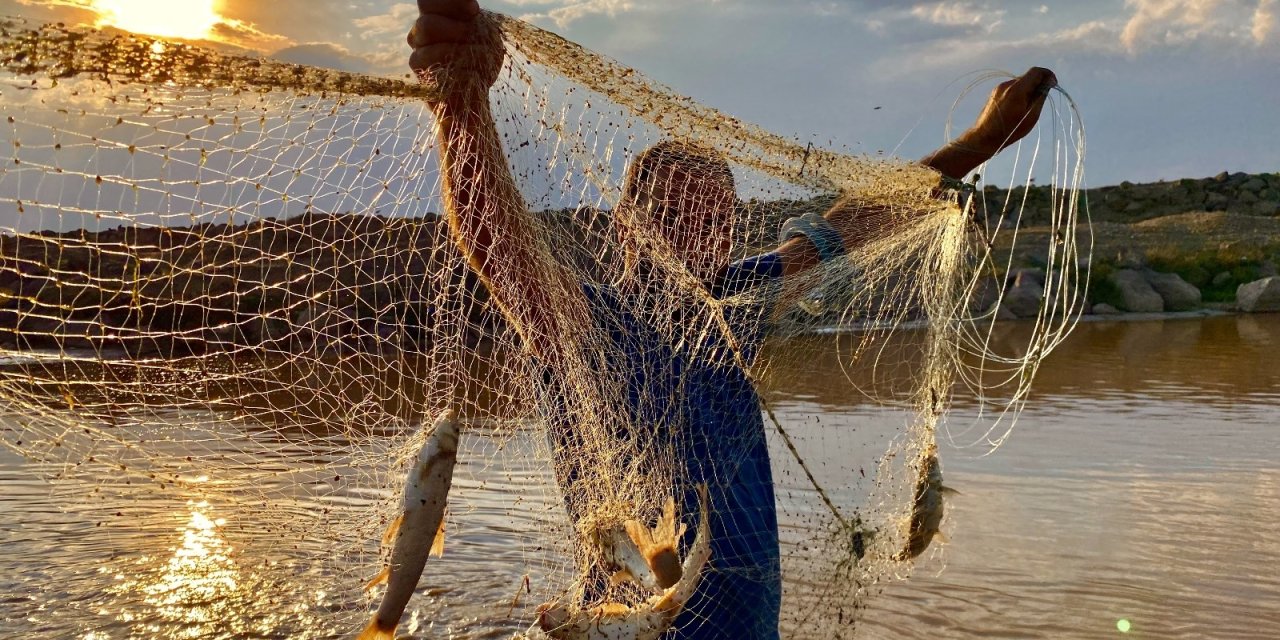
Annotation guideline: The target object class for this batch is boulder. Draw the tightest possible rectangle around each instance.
[1254,200,1280,216]
[1011,268,1046,287]
[1002,286,1042,318]
[1092,303,1120,315]
[1002,270,1045,318]
[1108,269,1164,312]
[1237,277,1280,313]
[1212,271,1233,288]
[967,276,1001,313]
[1145,271,1202,311]
[985,300,1019,321]
[1204,192,1230,210]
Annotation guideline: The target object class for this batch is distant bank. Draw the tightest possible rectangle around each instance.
[1,171,1278,356]
[981,171,1280,320]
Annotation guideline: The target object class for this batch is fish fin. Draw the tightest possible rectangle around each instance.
[939,485,961,496]
[935,531,951,544]
[598,602,633,616]
[624,518,653,552]
[364,566,391,591]
[355,617,395,640]
[657,495,677,539]
[381,514,403,549]
[429,517,446,558]
[609,568,635,585]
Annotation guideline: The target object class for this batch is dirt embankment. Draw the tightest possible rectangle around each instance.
[2,172,1277,356]
[994,173,1280,309]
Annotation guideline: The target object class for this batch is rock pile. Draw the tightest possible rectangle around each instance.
[990,264,1280,320]
[980,171,1280,225]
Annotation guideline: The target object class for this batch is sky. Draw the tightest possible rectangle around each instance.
[2,0,1277,186]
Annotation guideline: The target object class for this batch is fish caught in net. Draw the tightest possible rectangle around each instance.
[0,8,1087,639]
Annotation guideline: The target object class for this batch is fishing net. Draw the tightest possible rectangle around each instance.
[0,12,1086,639]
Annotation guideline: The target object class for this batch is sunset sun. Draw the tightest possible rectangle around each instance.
[93,0,223,40]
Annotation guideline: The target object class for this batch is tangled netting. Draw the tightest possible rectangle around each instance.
[0,12,1086,639]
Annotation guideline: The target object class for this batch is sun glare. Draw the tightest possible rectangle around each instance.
[94,0,222,40]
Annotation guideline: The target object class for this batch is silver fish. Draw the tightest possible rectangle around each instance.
[358,409,461,640]
[899,453,957,561]
[538,485,711,640]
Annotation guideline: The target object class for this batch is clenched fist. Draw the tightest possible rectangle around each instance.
[408,0,504,102]
[963,67,1057,155]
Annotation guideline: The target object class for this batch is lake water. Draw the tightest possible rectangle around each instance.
[2,314,1278,639]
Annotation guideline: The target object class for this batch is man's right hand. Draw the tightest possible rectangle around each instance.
[408,0,504,101]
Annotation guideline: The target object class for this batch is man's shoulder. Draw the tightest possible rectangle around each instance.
[712,252,784,299]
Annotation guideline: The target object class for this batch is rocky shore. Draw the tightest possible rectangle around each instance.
[981,170,1280,224]
[982,170,1280,321]
[1,172,1277,357]
[0,213,497,355]
[0,206,619,356]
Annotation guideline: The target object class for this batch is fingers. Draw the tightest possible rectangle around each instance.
[1024,66,1057,90]
[993,66,1057,105]
[408,13,474,48]
[417,0,481,20]
[409,43,457,72]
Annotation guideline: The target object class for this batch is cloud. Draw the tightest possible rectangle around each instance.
[211,18,292,51]
[1255,0,1276,43]
[353,3,419,38]
[512,0,636,28]
[1120,0,1261,52]
[7,0,294,52]
[269,42,377,74]
[872,18,1119,73]
[854,1,1007,43]
[910,1,1004,32]
[3,0,97,30]
[219,0,352,47]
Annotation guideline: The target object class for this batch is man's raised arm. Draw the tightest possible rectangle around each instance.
[776,67,1058,276]
[409,0,588,365]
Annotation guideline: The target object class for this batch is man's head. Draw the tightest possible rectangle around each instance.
[618,141,737,281]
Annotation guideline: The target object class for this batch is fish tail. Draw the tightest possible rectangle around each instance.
[356,617,395,640]
[381,514,404,548]
[363,566,390,592]
[429,517,446,558]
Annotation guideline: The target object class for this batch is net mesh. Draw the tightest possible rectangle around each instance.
[0,12,1087,639]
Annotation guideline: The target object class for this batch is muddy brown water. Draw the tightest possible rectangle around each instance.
[2,314,1278,638]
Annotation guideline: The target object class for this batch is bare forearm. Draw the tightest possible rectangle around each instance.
[920,137,997,181]
[777,200,902,276]
[766,67,1057,278]
[431,94,585,363]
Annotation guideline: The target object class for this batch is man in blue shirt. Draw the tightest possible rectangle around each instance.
[407,2,1054,636]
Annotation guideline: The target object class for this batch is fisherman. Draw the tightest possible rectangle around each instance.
[406,1,1055,637]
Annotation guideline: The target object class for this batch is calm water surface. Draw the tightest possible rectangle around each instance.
[853,314,1280,639]
[2,314,1278,638]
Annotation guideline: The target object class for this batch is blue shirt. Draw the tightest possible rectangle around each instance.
[543,253,785,639]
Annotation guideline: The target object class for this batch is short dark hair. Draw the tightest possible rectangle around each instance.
[621,141,735,221]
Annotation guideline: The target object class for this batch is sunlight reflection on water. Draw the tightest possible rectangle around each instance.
[2,315,1279,638]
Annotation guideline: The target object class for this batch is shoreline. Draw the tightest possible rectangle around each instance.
[2,172,1278,357]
